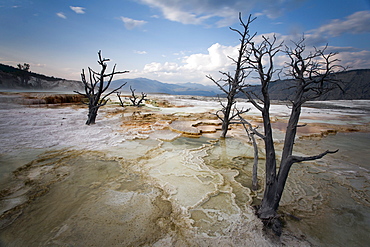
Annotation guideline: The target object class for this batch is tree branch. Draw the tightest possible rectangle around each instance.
[290,149,338,163]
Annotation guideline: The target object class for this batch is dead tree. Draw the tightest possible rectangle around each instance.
[242,35,343,234]
[207,13,256,138]
[236,112,264,191]
[116,91,125,107]
[129,86,147,107]
[74,50,128,125]
[272,38,344,216]
[241,35,283,228]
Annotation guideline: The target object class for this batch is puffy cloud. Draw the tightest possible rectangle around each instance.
[56,12,66,19]
[120,16,147,30]
[70,6,85,14]
[137,0,301,26]
[136,39,370,85]
[143,62,179,72]
[132,10,370,84]
[183,43,237,71]
[137,43,238,84]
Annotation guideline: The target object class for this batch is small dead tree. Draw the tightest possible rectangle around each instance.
[236,112,264,191]
[242,34,343,234]
[116,91,126,107]
[129,86,147,107]
[207,13,256,138]
[74,50,128,125]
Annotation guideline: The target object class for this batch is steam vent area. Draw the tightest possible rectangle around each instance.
[1,92,370,246]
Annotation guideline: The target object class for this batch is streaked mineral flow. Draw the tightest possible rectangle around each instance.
[0,93,369,246]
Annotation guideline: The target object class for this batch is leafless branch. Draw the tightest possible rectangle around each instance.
[290,149,338,163]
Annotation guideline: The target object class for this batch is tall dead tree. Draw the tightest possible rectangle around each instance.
[241,35,283,228]
[271,39,343,216]
[74,51,128,125]
[242,34,343,233]
[207,13,256,138]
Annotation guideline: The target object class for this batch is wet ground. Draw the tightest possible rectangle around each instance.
[0,92,369,246]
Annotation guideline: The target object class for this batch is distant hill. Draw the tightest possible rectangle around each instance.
[243,69,370,101]
[112,69,370,100]
[111,78,220,96]
[0,63,83,91]
[1,63,369,99]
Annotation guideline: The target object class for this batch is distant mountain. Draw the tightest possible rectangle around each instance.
[1,63,369,100]
[244,69,370,101]
[111,69,370,99]
[110,78,220,96]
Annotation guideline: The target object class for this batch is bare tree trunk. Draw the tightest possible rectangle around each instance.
[237,114,261,191]
[221,99,233,138]
[251,132,259,190]
[258,106,278,219]
[86,105,99,125]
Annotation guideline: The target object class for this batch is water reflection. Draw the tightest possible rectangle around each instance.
[282,133,370,246]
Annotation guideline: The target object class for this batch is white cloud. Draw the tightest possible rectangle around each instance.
[135,37,370,85]
[134,50,147,54]
[70,6,85,14]
[306,11,370,45]
[135,43,238,84]
[318,11,370,36]
[32,63,46,68]
[120,17,147,30]
[143,62,179,72]
[335,50,370,70]
[183,43,237,71]
[137,0,302,26]
[56,12,66,19]
[129,10,370,84]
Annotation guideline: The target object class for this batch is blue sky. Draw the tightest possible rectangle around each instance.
[1,0,370,85]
